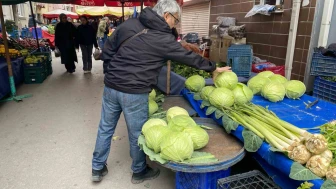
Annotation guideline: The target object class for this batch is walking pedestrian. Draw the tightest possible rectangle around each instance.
[76,16,99,74]
[92,0,231,184]
[97,17,107,49]
[55,13,77,73]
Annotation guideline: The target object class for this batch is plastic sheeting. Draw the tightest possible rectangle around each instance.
[0,58,24,99]
[181,89,336,189]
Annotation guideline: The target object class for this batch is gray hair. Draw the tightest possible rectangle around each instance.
[153,0,181,18]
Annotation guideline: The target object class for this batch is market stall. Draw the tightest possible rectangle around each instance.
[76,6,133,17]
[43,9,78,19]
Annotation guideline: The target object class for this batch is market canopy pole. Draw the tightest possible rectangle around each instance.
[121,1,125,22]
[0,1,32,102]
[28,0,40,52]
[141,0,144,11]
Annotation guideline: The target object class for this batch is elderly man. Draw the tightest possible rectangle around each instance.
[92,0,230,184]
[97,17,108,49]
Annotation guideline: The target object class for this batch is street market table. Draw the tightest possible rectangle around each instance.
[181,89,336,189]
[0,57,24,99]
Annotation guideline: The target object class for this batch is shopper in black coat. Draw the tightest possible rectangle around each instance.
[55,13,77,73]
[76,16,99,73]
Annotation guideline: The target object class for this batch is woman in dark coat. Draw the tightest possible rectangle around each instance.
[55,13,78,73]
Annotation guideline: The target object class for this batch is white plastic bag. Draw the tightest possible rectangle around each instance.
[54,48,61,57]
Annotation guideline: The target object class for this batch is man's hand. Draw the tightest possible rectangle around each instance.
[213,66,232,81]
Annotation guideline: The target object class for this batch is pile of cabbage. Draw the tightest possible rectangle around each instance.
[142,106,210,162]
[247,71,306,102]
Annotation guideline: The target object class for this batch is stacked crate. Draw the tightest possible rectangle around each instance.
[310,52,336,104]
[227,45,253,77]
[24,51,52,84]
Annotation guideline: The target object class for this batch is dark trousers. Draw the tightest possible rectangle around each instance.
[65,62,76,72]
[80,44,93,71]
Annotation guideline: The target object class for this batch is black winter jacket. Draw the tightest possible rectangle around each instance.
[102,8,216,94]
[76,24,98,48]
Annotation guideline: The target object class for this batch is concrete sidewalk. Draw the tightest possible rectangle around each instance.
[0,54,175,189]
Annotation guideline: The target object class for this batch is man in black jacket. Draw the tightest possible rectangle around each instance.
[92,0,230,184]
[76,16,98,73]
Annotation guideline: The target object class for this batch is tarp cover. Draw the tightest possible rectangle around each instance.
[0,57,24,99]
[76,6,133,16]
[43,9,79,19]
[181,88,336,189]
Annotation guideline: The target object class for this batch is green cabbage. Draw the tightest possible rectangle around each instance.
[145,125,171,153]
[149,100,158,116]
[160,132,194,162]
[149,89,156,100]
[261,81,286,102]
[185,75,206,92]
[184,127,209,150]
[200,86,216,101]
[142,118,167,135]
[269,74,288,84]
[214,72,238,90]
[285,80,306,99]
[166,106,189,122]
[258,71,274,78]
[247,76,271,95]
[209,87,235,108]
[232,83,254,104]
[168,115,197,132]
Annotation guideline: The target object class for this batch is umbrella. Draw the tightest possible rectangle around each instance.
[76,6,133,17]
[43,9,79,19]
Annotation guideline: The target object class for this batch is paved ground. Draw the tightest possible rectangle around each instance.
[0,53,175,189]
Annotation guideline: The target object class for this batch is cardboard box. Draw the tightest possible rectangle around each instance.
[209,36,221,62]
[219,36,234,63]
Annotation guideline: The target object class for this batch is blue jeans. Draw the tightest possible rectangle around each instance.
[98,37,105,50]
[92,86,148,173]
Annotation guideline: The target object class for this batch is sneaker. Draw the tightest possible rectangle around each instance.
[131,166,160,184]
[84,71,89,74]
[92,164,108,182]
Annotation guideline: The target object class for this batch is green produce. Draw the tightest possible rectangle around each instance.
[297,181,314,189]
[258,71,274,78]
[160,132,194,162]
[145,126,171,153]
[166,106,189,122]
[270,74,288,84]
[232,83,254,105]
[320,120,336,166]
[247,76,271,95]
[184,126,209,150]
[185,75,206,92]
[168,115,197,132]
[200,86,215,101]
[214,72,238,90]
[149,89,156,100]
[173,63,211,79]
[149,99,158,116]
[142,118,167,135]
[209,88,235,108]
[322,76,336,82]
[285,80,306,99]
[261,81,286,102]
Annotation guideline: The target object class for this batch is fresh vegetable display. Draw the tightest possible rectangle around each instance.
[185,75,205,92]
[147,89,164,117]
[139,106,217,164]
[187,73,336,186]
[172,61,212,79]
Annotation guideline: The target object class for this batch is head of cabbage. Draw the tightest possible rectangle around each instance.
[168,115,197,132]
[247,76,271,95]
[209,87,235,108]
[142,118,167,135]
[184,127,209,150]
[160,132,194,162]
[185,75,206,92]
[149,89,156,100]
[149,100,158,116]
[214,72,238,90]
[232,83,254,104]
[166,106,189,122]
[261,81,286,102]
[285,80,306,99]
[200,86,216,101]
[258,71,274,78]
[145,125,171,153]
[269,74,288,84]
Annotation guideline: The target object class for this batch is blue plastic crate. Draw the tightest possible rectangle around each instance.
[310,52,336,76]
[313,76,336,104]
[227,45,252,78]
[176,168,230,189]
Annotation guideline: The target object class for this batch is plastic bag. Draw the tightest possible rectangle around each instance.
[93,48,101,60]
[54,48,61,58]
[252,62,276,73]
[263,66,285,76]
